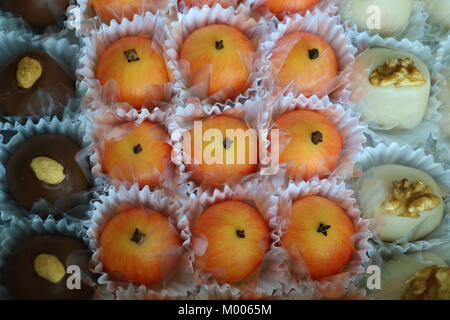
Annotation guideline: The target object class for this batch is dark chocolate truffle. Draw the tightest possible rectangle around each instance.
[6,134,90,211]
[4,235,94,300]
[0,0,71,29]
[0,50,75,117]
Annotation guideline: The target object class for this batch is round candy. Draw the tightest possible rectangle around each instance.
[5,235,94,300]
[100,208,181,286]
[381,251,448,300]
[0,0,71,29]
[355,48,430,131]
[358,164,444,242]
[6,134,90,212]
[281,195,355,280]
[339,0,413,37]
[0,50,75,117]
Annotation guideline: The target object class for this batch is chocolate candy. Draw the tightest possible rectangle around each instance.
[6,134,90,212]
[4,235,94,300]
[0,50,75,117]
[0,0,71,29]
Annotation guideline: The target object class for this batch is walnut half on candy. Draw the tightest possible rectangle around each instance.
[402,265,450,300]
[369,57,426,88]
[380,178,441,219]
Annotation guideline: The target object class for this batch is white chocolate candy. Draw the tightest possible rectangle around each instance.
[355,48,431,131]
[358,164,444,242]
[339,0,414,37]
[381,251,448,300]
[425,0,450,30]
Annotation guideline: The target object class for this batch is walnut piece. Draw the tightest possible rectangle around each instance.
[30,156,66,185]
[402,265,450,300]
[16,57,43,89]
[369,57,426,88]
[380,178,441,218]
[34,253,66,284]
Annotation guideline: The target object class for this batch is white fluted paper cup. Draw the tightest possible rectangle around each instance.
[277,179,371,299]
[0,0,76,35]
[348,34,442,149]
[0,117,97,222]
[354,143,450,255]
[260,9,356,104]
[420,0,450,42]
[177,183,287,299]
[87,184,197,299]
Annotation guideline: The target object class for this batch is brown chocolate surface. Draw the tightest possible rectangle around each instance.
[0,50,75,117]
[0,0,71,28]
[4,235,94,300]
[6,134,90,211]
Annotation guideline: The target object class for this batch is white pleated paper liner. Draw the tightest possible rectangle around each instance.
[177,182,288,299]
[365,241,450,300]
[0,117,99,222]
[348,34,442,149]
[169,95,270,196]
[86,184,197,300]
[0,214,101,300]
[354,143,450,255]
[77,12,182,115]
[276,179,371,299]
[246,0,339,21]
[164,4,272,109]
[0,30,84,121]
[339,0,428,42]
[260,9,357,105]
[83,105,182,192]
[258,92,366,185]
